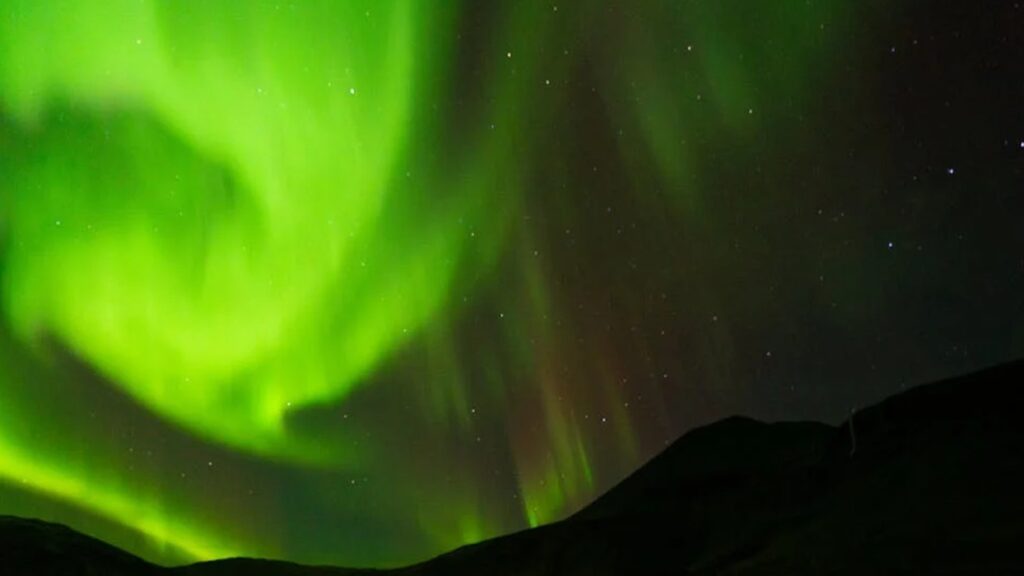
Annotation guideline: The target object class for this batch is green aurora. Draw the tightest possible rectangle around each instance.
[0,0,971,567]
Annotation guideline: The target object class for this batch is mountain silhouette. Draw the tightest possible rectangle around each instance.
[3,360,1022,575]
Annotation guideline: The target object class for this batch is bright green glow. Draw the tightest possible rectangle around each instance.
[0,0,477,461]
[0,0,876,567]
[0,0,510,562]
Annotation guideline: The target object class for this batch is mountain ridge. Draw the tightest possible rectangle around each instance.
[2,359,1022,575]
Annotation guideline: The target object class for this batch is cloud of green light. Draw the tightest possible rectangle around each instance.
[0,0,873,566]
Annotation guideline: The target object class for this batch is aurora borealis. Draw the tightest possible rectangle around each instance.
[1,0,1023,568]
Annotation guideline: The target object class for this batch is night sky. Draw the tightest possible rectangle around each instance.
[1,0,1022,568]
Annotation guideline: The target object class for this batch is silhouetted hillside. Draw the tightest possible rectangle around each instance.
[3,360,1023,575]
[0,515,159,576]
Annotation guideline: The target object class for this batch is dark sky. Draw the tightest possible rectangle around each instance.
[0,0,1021,569]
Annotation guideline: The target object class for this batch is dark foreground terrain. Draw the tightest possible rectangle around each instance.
[3,360,1023,575]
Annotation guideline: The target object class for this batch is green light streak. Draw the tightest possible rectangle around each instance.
[0,437,242,561]
[0,328,251,562]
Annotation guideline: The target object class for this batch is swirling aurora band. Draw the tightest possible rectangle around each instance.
[0,0,971,567]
